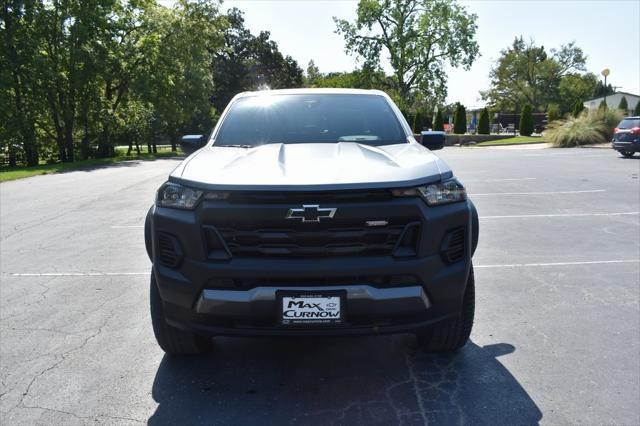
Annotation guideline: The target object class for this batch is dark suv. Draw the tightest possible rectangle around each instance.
[612,116,640,157]
[145,89,479,355]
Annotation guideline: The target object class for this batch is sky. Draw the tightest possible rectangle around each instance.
[224,0,640,107]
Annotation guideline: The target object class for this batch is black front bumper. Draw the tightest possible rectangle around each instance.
[147,196,477,336]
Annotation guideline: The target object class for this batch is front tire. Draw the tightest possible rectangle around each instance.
[150,272,212,355]
[620,151,635,158]
[415,265,475,352]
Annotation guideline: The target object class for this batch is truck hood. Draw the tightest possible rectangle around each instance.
[170,142,452,191]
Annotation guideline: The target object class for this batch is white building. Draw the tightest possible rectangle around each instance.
[584,91,640,115]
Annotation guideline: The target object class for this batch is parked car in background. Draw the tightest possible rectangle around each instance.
[612,116,640,157]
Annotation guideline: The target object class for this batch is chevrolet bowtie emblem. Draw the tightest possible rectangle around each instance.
[286,205,337,223]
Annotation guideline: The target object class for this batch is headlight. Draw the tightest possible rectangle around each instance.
[157,183,230,209]
[157,183,203,209]
[391,179,466,206]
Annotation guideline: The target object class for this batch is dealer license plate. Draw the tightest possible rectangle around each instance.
[279,292,343,326]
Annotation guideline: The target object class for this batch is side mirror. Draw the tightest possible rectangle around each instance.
[180,134,206,155]
[419,131,445,151]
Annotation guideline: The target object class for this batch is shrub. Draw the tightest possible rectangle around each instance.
[546,108,622,147]
[591,107,623,140]
[545,116,607,147]
[453,103,466,134]
[519,104,534,136]
[599,99,607,110]
[477,108,490,134]
[433,109,444,131]
[634,101,640,116]
[547,105,560,124]
[572,100,585,117]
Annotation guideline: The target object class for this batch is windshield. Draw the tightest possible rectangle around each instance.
[214,94,407,147]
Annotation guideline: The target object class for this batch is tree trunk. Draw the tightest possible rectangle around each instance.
[23,130,38,166]
[8,143,17,167]
[63,118,74,162]
[80,97,90,160]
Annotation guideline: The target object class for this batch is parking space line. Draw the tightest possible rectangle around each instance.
[9,258,640,276]
[480,212,639,219]
[464,177,537,182]
[472,189,606,196]
[9,272,149,277]
[475,260,639,268]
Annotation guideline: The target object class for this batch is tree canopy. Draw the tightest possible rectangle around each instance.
[481,37,589,113]
[334,0,479,110]
[1,1,303,166]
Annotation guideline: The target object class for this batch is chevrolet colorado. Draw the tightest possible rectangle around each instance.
[145,89,479,355]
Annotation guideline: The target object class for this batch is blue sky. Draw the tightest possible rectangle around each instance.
[224,0,640,107]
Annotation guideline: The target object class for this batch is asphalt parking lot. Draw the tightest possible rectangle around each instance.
[1,146,639,425]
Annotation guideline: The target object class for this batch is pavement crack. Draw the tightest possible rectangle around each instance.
[404,348,429,425]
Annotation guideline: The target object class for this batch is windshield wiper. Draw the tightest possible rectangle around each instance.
[215,144,255,148]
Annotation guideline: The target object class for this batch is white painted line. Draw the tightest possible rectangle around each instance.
[480,212,639,219]
[472,189,606,196]
[111,225,144,229]
[9,259,640,276]
[465,177,537,182]
[10,272,149,277]
[475,260,640,268]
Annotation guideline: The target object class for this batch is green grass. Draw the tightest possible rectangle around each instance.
[1,148,181,182]
[473,136,547,146]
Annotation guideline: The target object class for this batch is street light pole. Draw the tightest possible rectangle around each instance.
[601,68,610,110]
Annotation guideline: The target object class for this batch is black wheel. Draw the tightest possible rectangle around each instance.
[415,265,475,352]
[150,272,212,355]
[620,151,635,158]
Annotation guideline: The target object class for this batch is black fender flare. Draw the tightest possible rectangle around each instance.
[144,205,154,260]
[469,200,479,256]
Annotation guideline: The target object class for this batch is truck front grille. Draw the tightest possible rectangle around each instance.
[215,221,418,258]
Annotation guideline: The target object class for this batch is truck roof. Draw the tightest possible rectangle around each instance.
[236,88,388,98]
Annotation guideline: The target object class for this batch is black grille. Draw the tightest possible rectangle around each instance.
[217,220,417,258]
[208,275,419,289]
[227,190,392,204]
[441,228,465,264]
[157,232,183,268]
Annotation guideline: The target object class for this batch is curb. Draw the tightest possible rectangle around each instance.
[464,141,548,147]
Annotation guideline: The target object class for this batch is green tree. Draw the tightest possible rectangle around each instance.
[519,104,534,136]
[618,96,628,114]
[412,110,424,133]
[634,101,640,116]
[477,108,490,134]
[310,67,390,90]
[557,73,598,114]
[481,37,587,112]
[305,60,321,86]
[547,104,560,123]
[334,0,479,109]
[453,103,466,134]
[210,8,303,114]
[572,100,585,117]
[1,0,43,166]
[33,0,116,162]
[593,80,614,97]
[433,109,444,131]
